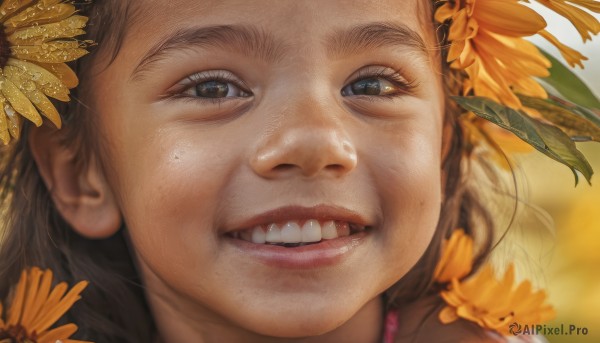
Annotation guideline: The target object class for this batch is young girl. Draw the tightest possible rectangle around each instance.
[0,0,597,342]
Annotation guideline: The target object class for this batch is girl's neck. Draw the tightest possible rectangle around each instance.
[147,283,384,343]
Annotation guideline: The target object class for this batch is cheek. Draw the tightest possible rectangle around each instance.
[112,130,237,267]
[368,125,442,275]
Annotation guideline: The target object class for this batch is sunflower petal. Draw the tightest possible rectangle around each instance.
[7,270,28,326]
[439,306,460,324]
[20,267,43,329]
[34,62,78,89]
[435,2,459,23]
[8,15,88,45]
[434,229,474,282]
[0,0,36,22]
[567,0,600,12]
[4,1,75,32]
[0,96,11,145]
[0,75,43,126]
[7,59,72,101]
[537,0,600,41]
[37,323,78,343]
[475,0,547,36]
[32,280,88,333]
[4,103,23,139]
[10,41,90,64]
[25,269,54,330]
[32,282,68,328]
[539,29,588,68]
[4,64,62,128]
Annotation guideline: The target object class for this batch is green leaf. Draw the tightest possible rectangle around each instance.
[453,96,594,185]
[539,49,600,110]
[519,95,600,142]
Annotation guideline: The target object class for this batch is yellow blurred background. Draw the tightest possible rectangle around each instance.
[516,144,600,343]
[519,4,600,341]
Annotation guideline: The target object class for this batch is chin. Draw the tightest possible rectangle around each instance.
[232,297,362,338]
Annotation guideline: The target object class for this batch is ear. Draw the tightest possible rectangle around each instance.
[29,125,122,239]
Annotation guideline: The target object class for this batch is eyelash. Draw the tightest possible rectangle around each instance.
[172,70,252,105]
[344,67,417,99]
[172,67,416,105]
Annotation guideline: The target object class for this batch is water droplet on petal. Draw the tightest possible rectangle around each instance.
[24,82,36,92]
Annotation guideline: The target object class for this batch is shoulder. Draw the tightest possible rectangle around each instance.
[390,295,544,343]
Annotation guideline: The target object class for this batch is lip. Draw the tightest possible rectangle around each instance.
[223,204,373,233]
[226,230,369,269]
[222,204,374,269]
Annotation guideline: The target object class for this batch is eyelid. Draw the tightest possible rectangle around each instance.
[343,65,417,96]
[164,69,253,99]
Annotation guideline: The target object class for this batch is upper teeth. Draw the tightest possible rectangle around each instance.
[232,219,366,244]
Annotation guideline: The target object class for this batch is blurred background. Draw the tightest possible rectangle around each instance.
[506,3,600,342]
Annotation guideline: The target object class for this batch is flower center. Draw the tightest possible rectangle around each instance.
[0,324,35,342]
[0,27,10,68]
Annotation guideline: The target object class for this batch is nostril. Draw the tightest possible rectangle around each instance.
[273,164,296,172]
[326,164,346,174]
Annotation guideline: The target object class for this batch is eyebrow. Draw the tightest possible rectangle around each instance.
[325,22,428,59]
[130,22,429,81]
[131,25,285,81]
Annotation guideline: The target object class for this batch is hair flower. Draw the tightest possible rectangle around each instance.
[436,0,599,109]
[433,228,473,283]
[436,0,600,185]
[0,0,92,145]
[435,230,556,336]
[0,267,91,343]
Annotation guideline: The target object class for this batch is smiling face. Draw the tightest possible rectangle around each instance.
[89,0,444,340]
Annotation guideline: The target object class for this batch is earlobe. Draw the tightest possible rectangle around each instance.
[29,125,122,239]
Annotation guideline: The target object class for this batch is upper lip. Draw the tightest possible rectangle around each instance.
[224,204,373,233]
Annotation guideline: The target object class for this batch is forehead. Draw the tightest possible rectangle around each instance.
[129,0,428,29]
[120,0,435,62]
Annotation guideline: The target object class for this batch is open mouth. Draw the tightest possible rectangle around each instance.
[227,219,371,248]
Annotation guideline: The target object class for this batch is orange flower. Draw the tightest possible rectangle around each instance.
[436,0,550,109]
[433,229,473,283]
[0,267,92,343]
[535,0,600,42]
[538,30,588,68]
[435,0,600,110]
[439,264,556,336]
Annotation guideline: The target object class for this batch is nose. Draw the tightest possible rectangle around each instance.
[250,105,358,179]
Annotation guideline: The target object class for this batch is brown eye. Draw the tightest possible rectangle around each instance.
[182,76,251,99]
[342,78,397,96]
[196,81,230,98]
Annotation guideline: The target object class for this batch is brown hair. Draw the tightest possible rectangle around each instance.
[0,1,495,342]
[0,1,156,342]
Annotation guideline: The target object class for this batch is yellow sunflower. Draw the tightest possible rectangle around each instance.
[434,230,556,336]
[0,267,91,343]
[433,228,473,283]
[439,264,556,336]
[0,0,92,145]
[435,0,600,110]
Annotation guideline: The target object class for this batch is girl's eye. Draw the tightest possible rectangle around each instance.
[341,67,416,98]
[341,78,397,96]
[175,70,252,101]
[183,80,251,98]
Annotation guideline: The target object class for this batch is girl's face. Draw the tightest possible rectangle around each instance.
[91,0,444,338]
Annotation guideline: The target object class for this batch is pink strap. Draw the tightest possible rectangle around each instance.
[382,309,399,343]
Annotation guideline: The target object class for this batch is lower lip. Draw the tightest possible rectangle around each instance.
[226,231,369,269]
